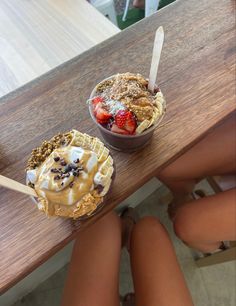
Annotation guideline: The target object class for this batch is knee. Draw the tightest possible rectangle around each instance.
[173,206,198,244]
[137,216,162,228]
[101,211,121,235]
[157,163,177,182]
[158,167,171,181]
[83,211,121,241]
[133,216,163,237]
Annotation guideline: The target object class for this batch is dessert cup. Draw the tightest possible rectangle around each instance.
[89,74,166,152]
[26,130,115,219]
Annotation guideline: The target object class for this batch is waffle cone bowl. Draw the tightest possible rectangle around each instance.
[26,130,115,220]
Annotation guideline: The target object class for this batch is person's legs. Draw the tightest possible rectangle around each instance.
[158,116,236,197]
[173,188,236,253]
[130,217,193,306]
[61,212,121,306]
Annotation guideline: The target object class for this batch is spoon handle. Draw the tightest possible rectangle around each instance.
[0,174,37,197]
[148,26,164,93]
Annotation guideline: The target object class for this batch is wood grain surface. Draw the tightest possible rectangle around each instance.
[0,0,119,97]
[0,0,235,294]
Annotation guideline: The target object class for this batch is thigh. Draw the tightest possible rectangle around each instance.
[130,217,193,306]
[61,212,121,306]
[159,116,236,180]
[174,188,236,244]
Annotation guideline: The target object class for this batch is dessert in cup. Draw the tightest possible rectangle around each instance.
[26,130,114,219]
[88,72,166,151]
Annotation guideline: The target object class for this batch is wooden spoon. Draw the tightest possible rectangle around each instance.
[0,174,37,197]
[148,26,165,93]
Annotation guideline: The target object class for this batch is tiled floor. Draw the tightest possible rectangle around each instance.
[13,183,236,306]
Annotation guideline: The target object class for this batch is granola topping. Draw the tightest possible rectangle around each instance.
[91,73,165,134]
[26,132,72,170]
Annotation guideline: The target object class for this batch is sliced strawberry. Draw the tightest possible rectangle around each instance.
[111,123,129,135]
[92,96,112,124]
[92,96,104,106]
[95,106,112,123]
[124,115,136,134]
[115,110,127,128]
[115,110,137,134]
[93,101,102,115]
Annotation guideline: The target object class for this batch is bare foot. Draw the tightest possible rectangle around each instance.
[133,0,145,9]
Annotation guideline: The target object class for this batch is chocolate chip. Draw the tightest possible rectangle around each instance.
[51,168,60,173]
[54,175,60,180]
[69,163,77,170]
[61,182,64,186]
[69,182,74,188]
[60,160,67,166]
[95,184,104,193]
[28,182,35,189]
[72,170,79,177]
[64,164,72,173]
[73,158,80,163]
[54,157,60,162]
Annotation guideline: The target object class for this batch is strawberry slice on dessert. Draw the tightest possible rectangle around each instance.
[114,110,137,134]
[111,124,129,135]
[95,105,112,124]
[92,96,104,106]
[92,97,104,114]
[91,96,112,124]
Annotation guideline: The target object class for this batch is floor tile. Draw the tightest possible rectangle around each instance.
[179,258,210,306]
[199,261,236,306]
[119,250,133,296]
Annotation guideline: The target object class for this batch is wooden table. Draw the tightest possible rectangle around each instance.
[0,0,235,294]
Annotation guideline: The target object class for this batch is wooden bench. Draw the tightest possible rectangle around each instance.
[0,0,120,98]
